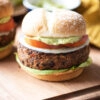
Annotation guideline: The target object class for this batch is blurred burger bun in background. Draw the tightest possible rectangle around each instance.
[0,0,13,18]
[16,8,92,81]
[0,0,15,59]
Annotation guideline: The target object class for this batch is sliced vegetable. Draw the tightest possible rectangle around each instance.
[25,35,88,49]
[0,18,15,32]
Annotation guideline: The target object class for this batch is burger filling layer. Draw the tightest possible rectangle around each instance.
[16,53,92,75]
[19,36,89,54]
[25,35,88,49]
[0,17,15,47]
[25,36,81,45]
[17,42,89,70]
[0,29,15,47]
[0,41,13,51]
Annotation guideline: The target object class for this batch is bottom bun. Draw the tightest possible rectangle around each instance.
[22,67,84,81]
[0,43,13,59]
[16,55,84,81]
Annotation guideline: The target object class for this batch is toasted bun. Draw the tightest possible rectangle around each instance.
[22,66,84,81]
[22,8,86,38]
[0,43,13,59]
[0,0,13,18]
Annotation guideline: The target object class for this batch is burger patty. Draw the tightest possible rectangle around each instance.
[0,29,15,47]
[17,42,89,70]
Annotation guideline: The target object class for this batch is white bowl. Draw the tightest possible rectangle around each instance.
[23,0,81,11]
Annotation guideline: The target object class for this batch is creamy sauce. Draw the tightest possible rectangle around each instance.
[0,16,10,24]
[28,36,81,45]
[19,37,89,54]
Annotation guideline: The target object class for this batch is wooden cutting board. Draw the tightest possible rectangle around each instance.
[0,27,100,100]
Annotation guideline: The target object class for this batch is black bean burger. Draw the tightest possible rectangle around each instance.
[16,8,92,81]
[0,0,15,59]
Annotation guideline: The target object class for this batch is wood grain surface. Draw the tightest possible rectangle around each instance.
[0,27,100,100]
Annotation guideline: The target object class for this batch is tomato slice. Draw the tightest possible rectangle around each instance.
[25,37,61,49]
[25,35,88,49]
[0,18,15,32]
[62,35,88,47]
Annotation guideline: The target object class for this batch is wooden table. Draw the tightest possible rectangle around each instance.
[0,27,100,100]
